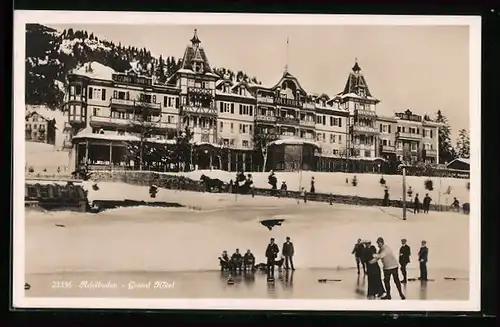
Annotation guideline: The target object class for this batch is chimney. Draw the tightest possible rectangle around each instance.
[88,62,93,73]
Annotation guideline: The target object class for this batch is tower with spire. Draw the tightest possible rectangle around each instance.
[167,29,219,146]
[336,59,381,161]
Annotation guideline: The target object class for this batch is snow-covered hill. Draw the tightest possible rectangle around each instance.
[25,23,261,110]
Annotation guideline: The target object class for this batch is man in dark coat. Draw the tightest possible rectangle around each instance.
[219,250,231,271]
[231,249,243,272]
[352,238,366,274]
[423,193,432,213]
[265,238,280,278]
[399,238,411,283]
[282,237,295,271]
[382,188,390,207]
[268,171,278,194]
[243,249,255,271]
[414,194,420,214]
[418,240,429,281]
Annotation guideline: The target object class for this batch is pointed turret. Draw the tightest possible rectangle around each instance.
[190,29,201,47]
[337,59,378,103]
[177,29,213,74]
[352,58,361,73]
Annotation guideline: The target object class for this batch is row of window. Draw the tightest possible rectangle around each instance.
[220,138,251,148]
[379,124,434,138]
[25,123,46,131]
[219,122,253,134]
[220,102,256,116]
[316,133,343,144]
[380,141,435,151]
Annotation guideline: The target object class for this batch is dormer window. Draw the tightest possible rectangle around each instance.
[359,88,365,97]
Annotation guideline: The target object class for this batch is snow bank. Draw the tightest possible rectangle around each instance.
[25,141,72,176]
[175,170,470,205]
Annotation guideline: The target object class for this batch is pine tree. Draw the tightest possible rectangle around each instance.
[67,28,74,38]
[435,110,457,164]
[90,32,94,40]
[84,31,88,39]
[455,128,470,159]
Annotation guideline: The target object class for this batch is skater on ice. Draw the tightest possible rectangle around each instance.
[423,193,432,213]
[370,237,406,300]
[265,238,280,279]
[418,240,429,281]
[399,238,411,284]
[282,237,295,271]
[414,193,420,214]
[362,240,385,299]
[352,238,366,275]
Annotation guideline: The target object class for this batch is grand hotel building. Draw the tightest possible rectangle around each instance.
[64,29,441,173]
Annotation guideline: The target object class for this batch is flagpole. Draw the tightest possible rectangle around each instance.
[285,37,289,72]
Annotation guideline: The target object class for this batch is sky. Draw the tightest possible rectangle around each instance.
[49,24,470,141]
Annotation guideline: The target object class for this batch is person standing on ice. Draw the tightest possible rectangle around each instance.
[351,238,366,275]
[265,238,280,278]
[423,193,432,213]
[362,240,385,299]
[399,239,411,284]
[282,237,295,271]
[370,237,406,300]
[418,240,429,281]
[413,194,421,214]
[310,177,316,193]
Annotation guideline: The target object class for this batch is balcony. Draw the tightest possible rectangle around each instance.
[255,115,277,123]
[109,98,161,111]
[351,125,379,135]
[381,145,396,153]
[109,98,135,107]
[256,96,274,104]
[187,87,213,96]
[141,102,161,110]
[302,102,316,110]
[276,116,300,126]
[182,105,217,116]
[396,131,422,141]
[300,120,316,128]
[274,97,303,109]
[90,115,175,129]
[355,108,377,118]
[424,149,437,157]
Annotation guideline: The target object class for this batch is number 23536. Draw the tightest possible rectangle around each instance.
[51,281,72,289]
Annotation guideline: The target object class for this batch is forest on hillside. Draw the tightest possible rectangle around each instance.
[25,24,261,109]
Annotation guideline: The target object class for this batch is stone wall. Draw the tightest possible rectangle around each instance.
[91,171,468,214]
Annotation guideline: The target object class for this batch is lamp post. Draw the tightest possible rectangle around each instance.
[204,149,209,170]
[399,164,407,220]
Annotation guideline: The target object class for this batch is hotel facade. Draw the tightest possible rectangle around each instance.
[64,30,440,173]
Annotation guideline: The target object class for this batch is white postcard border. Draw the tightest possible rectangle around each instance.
[12,11,482,312]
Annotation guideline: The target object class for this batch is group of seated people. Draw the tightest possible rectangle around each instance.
[219,249,256,272]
